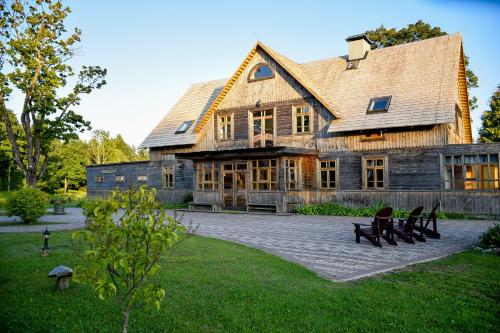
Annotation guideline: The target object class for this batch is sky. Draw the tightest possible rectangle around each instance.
[6,0,500,146]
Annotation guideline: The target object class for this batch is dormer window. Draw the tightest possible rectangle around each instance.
[367,96,391,112]
[175,120,193,134]
[248,64,274,82]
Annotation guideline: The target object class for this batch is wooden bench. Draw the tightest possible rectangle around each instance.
[188,202,216,211]
[247,203,278,213]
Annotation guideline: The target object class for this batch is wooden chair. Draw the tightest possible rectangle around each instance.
[353,207,396,247]
[414,203,441,239]
[394,206,425,244]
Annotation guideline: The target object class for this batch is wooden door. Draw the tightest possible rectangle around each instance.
[222,163,247,210]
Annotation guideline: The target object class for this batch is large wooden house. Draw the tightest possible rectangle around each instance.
[87,33,500,215]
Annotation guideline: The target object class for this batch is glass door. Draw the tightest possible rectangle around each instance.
[253,110,274,148]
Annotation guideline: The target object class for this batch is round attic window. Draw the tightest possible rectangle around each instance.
[249,64,274,81]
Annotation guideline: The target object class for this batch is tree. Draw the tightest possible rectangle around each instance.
[88,129,148,165]
[478,85,500,143]
[0,109,24,191]
[366,20,479,111]
[0,0,107,187]
[39,139,89,193]
[72,187,192,333]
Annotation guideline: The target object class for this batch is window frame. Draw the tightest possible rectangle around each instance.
[175,120,194,134]
[136,175,148,182]
[218,114,234,141]
[250,159,278,191]
[248,63,275,82]
[443,153,499,191]
[367,96,392,113]
[197,162,219,191]
[293,105,313,135]
[115,175,125,183]
[284,158,301,191]
[94,176,104,183]
[363,156,387,190]
[318,159,339,190]
[251,108,275,148]
[163,165,175,189]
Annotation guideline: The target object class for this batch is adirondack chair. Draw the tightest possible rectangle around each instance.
[394,206,425,244]
[353,207,396,247]
[414,203,441,239]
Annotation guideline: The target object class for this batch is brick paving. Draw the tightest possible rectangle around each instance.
[0,209,496,281]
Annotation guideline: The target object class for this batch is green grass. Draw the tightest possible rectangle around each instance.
[0,231,499,333]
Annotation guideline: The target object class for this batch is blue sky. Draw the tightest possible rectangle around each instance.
[9,0,500,146]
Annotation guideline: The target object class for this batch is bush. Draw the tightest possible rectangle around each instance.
[6,187,48,224]
[81,196,112,224]
[478,224,500,249]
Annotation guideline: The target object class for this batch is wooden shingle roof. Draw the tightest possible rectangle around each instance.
[140,33,466,148]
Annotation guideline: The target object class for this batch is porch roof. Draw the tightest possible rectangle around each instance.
[175,146,317,160]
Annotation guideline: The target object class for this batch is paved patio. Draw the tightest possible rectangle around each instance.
[0,208,496,281]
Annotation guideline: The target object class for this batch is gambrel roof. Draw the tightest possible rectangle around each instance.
[140,33,468,149]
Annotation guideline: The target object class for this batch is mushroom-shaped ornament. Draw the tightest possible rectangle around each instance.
[48,265,73,290]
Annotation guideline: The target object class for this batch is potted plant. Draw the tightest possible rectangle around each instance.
[50,196,68,215]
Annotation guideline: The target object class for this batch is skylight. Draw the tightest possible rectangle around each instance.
[367,96,391,112]
[175,120,193,134]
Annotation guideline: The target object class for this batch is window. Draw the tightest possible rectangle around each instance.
[163,166,174,188]
[115,175,125,182]
[319,160,337,190]
[364,157,385,189]
[284,159,301,191]
[253,109,274,148]
[249,64,274,81]
[294,106,311,134]
[175,120,193,134]
[346,59,360,70]
[94,176,103,183]
[251,159,278,190]
[219,115,233,140]
[367,96,391,112]
[197,162,218,190]
[137,175,148,182]
[444,154,499,190]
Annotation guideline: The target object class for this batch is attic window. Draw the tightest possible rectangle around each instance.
[175,120,193,134]
[346,59,360,70]
[367,96,391,112]
[248,64,274,81]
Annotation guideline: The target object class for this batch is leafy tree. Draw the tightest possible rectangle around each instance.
[366,20,479,110]
[478,85,500,143]
[88,129,148,165]
[0,109,24,190]
[72,187,193,333]
[39,139,89,193]
[0,0,107,187]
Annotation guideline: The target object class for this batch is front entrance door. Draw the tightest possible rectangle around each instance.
[222,163,247,210]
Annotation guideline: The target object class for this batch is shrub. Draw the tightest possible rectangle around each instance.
[6,187,48,224]
[478,224,500,249]
[81,196,112,224]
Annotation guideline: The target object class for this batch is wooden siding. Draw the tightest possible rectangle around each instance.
[317,125,447,152]
[218,49,312,110]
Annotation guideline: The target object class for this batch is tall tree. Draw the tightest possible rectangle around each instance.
[0,0,107,187]
[39,139,89,193]
[366,20,479,111]
[0,109,24,190]
[88,129,147,165]
[478,85,500,143]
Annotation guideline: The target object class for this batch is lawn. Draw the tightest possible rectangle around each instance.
[0,231,498,333]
